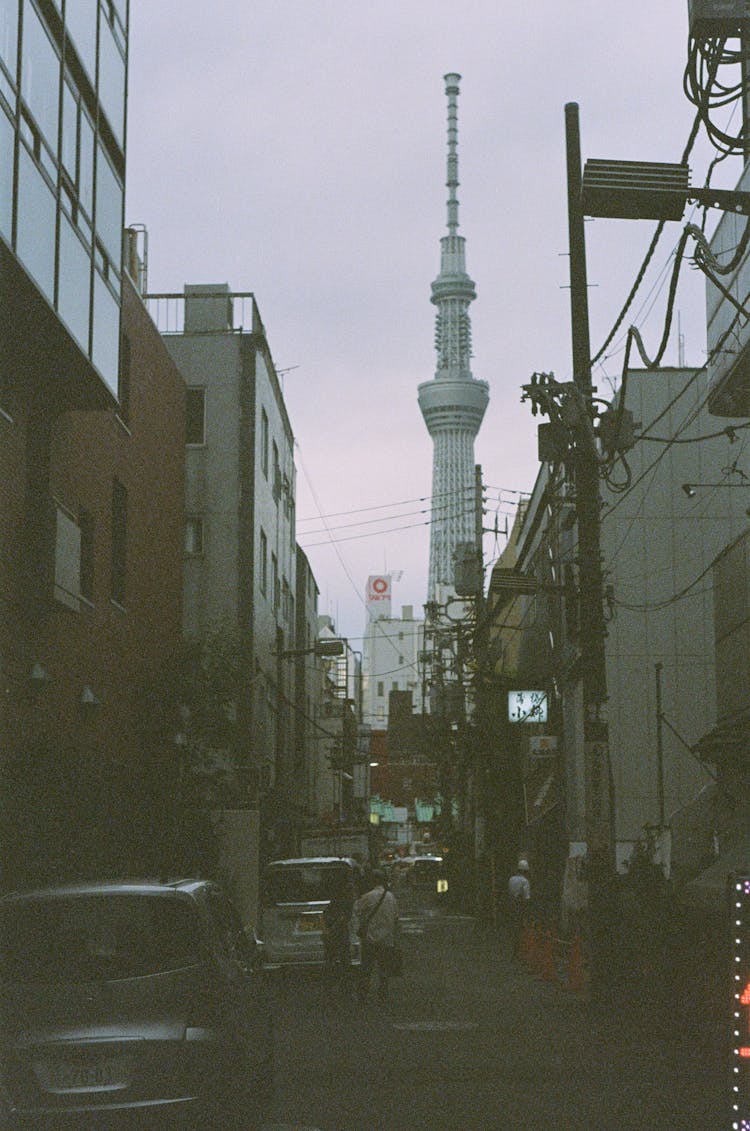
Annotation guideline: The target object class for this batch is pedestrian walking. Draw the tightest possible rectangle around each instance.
[355,868,399,1004]
[508,859,531,959]
[322,870,355,991]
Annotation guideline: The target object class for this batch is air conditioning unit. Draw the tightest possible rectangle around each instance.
[688,0,750,35]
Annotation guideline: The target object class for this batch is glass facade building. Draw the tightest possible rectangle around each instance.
[0,0,128,397]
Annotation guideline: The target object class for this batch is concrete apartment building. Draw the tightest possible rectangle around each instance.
[361,575,424,728]
[0,1,188,884]
[152,285,299,854]
[294,547,325,821]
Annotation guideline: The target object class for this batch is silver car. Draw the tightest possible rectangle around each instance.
[260,857,362,968]
[0,879,274,1128]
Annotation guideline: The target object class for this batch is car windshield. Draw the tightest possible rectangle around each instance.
[0,894,202,983]
[263,863,352,905]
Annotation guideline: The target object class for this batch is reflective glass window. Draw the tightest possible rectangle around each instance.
[61,78,77,181]
[79,106,93,217]
[95,142,122,266]
[110,0,126,29]
[0,63,13,109]
[16,144,55,300]
[21,1,59,149]
[92,268,119,394]
[64,0,96,83]
[0,0,18,84]
[98,12,124,146]
[0,103,12,240]
[58,213,91,352]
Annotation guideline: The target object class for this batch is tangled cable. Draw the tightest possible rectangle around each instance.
[684,34,750,156]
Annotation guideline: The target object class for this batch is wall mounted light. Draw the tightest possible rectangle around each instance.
[79,685,101,709]
[682,484,697,497]
[29,662,51,687]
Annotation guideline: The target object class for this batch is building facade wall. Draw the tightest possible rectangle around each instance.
[159,287,296,806]
[1,271,186,883]
[601,367,748,851]
[164,331,242,638]
[362,607,424,728]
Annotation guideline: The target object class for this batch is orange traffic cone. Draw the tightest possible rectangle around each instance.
[519,921,535,968]
[566,930,588,994]
[527,922,544,973]
[540,928,556,982]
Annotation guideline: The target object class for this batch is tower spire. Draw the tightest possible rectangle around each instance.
[444,72,460,237]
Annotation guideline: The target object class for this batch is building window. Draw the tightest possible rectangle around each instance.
[53,501,81,610]
[111,477,127,605]
[79,506,94,602]
[117,331,130,423]
[185,517,203,555]
[272,441,280,502]
[186,387,205,444]
[259,528,268,595]
[377,681,384,698]
[260,407,268,477]
[272,552,279,611]
[399,655,404,665]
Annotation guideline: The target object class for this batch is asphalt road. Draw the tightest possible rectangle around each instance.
[255,888,727,1131]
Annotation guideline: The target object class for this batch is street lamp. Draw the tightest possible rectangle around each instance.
[580,158,750,221]
[683,481,749,495]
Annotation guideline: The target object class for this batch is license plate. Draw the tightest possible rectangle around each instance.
[35,1055,128,1093]
[297,913,323,932]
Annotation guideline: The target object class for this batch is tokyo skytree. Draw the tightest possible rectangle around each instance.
[418,74,489,604]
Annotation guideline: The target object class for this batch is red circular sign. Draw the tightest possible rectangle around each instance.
[372,578,388,594]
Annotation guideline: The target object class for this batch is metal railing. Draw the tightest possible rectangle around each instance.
[145,291,264,336]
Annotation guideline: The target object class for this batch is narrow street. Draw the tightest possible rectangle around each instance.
[257,892,726,1131]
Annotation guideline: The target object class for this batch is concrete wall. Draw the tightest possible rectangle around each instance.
[602,367,749,843]
[163,332,242,638]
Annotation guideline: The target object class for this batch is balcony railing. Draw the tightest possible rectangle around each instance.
[145,290,264,337]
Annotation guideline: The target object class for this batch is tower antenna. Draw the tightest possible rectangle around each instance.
[417,74,490,603]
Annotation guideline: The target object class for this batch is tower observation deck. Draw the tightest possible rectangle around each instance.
[418,73,489,603]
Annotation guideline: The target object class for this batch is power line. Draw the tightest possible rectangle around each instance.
[299,506,477,549]
[591,107,703,366]
[297,485,477,524]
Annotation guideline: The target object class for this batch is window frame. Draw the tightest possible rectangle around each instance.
[185,516,204,556]
[110,476,127,607]
[185,387,206,446]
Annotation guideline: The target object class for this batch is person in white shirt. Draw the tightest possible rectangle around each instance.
[355,870,399,1003]
[508,860,531,958]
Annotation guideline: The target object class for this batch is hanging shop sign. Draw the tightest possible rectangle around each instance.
[507,690,548,723]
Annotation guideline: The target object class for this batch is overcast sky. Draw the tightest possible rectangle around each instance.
[125,1,742,643]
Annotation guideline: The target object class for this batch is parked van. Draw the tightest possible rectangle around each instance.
[259,857,362,968]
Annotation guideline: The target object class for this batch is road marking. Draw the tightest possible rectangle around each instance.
[392,1020,479,1031]
[261,1125,325,1130]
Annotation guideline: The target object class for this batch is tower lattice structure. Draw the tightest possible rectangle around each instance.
[418,73,489,604]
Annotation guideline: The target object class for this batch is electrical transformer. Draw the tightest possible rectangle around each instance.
[688,0,750,35]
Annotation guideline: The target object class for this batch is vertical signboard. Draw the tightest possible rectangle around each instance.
[366,575,392,618]
[733,874,750,1128]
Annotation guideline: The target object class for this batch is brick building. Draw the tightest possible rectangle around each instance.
[1,269,186,884]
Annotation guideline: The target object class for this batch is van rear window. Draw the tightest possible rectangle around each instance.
[262,863,352,906]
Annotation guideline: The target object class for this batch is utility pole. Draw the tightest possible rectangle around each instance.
[565,102,616,997]
[655,662,665,827]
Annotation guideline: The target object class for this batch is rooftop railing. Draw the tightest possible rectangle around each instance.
[145,290,264,337]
